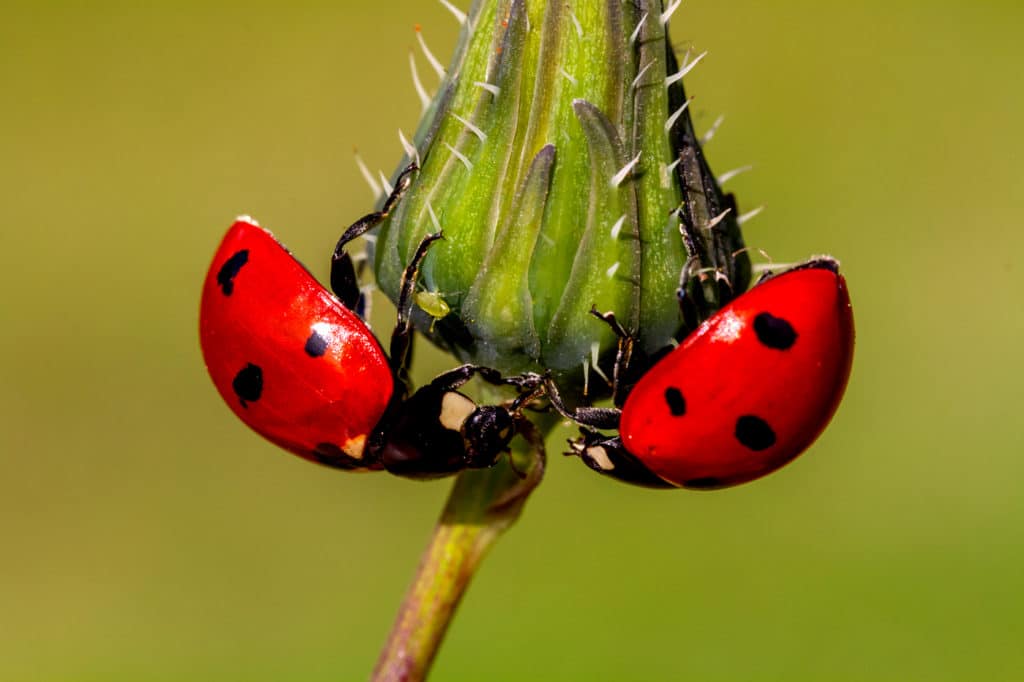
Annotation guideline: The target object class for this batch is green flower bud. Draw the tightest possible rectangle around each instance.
[374,0,750,397]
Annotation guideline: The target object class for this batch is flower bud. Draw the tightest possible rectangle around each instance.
[374,0,750,398]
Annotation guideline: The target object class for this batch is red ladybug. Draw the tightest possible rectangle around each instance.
[549,260,854,489]
[199,166,541,477]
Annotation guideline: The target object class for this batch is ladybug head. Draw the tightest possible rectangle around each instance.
[462,405,515,468]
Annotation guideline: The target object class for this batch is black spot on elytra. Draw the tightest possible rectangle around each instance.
[216,249,249,296]
[664,387,687,417]
[683,477,723,490]
[735,415,776,451]
[312,442,365,470]
[304,330,329,357]
[232,363,262,408]
[753,312,797,350]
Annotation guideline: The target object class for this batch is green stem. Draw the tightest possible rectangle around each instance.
[370,420,547,682]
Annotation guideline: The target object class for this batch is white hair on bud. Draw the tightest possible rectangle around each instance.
[717,165,754,185]
[664,98,692,133]
[611,152,642,187]
[738,206,765,225]
[354,152,383,200]
[632,60,654,90]
[629,12,648,44]
[409,51,431,111]
[666,51,706,87]
[438,0,466,25]
[452,112,487,142]
[444,142,474,171]
[590,341,610,384]
[414,26,445,78]
[474,81,501,96]
[398,129,421,167]
[378,171,393,196]
[706,208,733,230]
[700,114,725,145]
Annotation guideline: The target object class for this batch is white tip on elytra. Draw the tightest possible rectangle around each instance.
[717,165,754,185]
[660,0,684,26]
[452,112,487,142]
[611,152,642,187]
[666,50,706,87]
[414,25,445,79]
[438,0,467,25]
[444,142,474,171]
[409,51,431,112]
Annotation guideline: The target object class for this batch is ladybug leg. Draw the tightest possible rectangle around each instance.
[543,374,620,431]
[544,375,671,488]
[330,162,419,310]
[350,252,373,320]
[568,430,673,489]
[423,364,543,405]
[389,231,445,380]
[676,212,709,330]
[425,365,544,460]
[381,366,541,479]
[588,306,635,407]
[449,367,547,404]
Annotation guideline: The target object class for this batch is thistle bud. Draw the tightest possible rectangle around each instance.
[374,0,750,398]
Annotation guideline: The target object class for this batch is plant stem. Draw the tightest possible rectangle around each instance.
[370,420,546,682]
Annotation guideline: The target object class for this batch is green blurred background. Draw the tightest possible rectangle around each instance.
[2,1,1022,680]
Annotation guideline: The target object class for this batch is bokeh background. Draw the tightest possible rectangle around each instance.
[3,1,1022,680]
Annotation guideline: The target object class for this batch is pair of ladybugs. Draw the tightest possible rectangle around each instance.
[199,164,854,488]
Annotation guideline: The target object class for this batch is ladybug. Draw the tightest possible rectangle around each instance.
[199,165,542,477]
[548,259,854,489]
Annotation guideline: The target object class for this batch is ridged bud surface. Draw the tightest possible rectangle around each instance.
[375,0,750,397]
